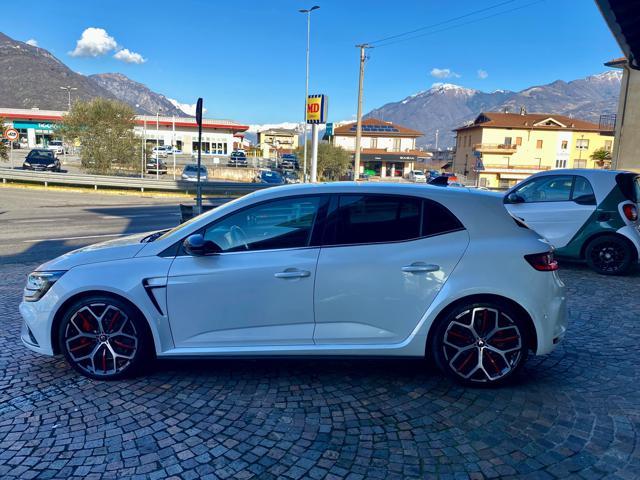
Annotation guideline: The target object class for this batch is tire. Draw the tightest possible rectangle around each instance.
[431,301,529,387]
[585,235,634,275]
[58,295,153,380]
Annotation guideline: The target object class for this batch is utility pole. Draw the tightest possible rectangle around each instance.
[435,129,439,150]
[172,115,176,180]
[299,5,320,182]
[353,44,370,181]
[141,117,146,179]
[156,111,160,180]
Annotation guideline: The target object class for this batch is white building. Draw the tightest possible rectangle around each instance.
[331,118,426,178]
[0,107,248,154]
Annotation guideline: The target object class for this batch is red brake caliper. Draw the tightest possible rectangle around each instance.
[107,311,120,334]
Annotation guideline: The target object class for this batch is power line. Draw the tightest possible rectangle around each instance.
[367,0,518,45]
[372,0,546,49]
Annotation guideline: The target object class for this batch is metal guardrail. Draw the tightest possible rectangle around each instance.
[0,168,271,196]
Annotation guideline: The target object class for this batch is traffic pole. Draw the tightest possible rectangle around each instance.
[311,124,319,182]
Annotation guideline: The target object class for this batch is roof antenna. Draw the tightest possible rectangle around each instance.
[520,105,526,115]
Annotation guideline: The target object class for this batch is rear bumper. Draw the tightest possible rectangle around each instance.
[617,224,640,261]
[528,271,568,355]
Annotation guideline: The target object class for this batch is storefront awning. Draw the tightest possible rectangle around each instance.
[350,153,417,163]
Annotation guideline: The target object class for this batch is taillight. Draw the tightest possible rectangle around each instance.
[525,252,558,271]
[622,203,638,222]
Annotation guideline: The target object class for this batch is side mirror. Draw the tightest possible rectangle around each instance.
[183,234,222,256]
[506,192,525,204]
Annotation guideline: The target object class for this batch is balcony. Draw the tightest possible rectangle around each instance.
[481,164,551,174]
[473,143,518,154]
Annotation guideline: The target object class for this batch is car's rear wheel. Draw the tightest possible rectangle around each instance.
[58,296,152,380]
[585,235,634,275]
[431,302,529,387]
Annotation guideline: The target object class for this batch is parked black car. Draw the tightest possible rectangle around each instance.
[228,151,248,167]
[146,158,168,174]
[255,170,284,184]
[23,149,61,172]
[280,153,299,169]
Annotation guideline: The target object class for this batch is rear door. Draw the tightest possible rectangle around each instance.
[313,194,469,345]
[505,175,597,248]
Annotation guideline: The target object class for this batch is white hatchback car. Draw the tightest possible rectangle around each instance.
[20,183,567,386]
[408,170,427,183]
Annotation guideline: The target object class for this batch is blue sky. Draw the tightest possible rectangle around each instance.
[3,0,622,124]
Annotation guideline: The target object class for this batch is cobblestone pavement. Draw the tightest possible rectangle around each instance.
[0,261,639,480]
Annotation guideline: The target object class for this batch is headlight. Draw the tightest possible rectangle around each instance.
[24,271,66,302]
[24,162,31,166]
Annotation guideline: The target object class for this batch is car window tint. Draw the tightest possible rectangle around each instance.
[331,195,421,245]
[514,175,573,202]
[203,197,320,252]
[422,199,464,236]
[572,176,596,203]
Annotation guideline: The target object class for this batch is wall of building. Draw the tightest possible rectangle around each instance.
[133,125,234,155]
[613,67,640,172]
[333,135,415,152]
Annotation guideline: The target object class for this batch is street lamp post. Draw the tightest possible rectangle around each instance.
[299,5,319,183]
[59,86,77,111]
[156,110,162,180]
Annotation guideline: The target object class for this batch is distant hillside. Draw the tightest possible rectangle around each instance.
[366,72,622,148]
[0,32,118,110]
[0,31,186,116]
[89,73,184,116]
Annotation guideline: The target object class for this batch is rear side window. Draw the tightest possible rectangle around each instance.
[422,199,464,236]
[571,176,596,205]
[331,195,421,245]
[325,194,464,246]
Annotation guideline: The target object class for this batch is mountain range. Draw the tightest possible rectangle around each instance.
[0,32,183,116]
[366,72,621,148]
[0,31,622,147]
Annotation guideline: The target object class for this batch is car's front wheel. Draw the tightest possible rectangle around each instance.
[431,301,529,387]
[58,296,152,380]
[585,234,634,275]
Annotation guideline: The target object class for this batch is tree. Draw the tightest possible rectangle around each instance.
[0,118,8,161]
[590,147,612,162]
[295,141,351,181]
[59,98,143,175]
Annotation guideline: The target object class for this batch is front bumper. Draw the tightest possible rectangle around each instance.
[19,299,56,356]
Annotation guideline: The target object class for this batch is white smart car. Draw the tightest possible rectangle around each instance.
[20,183,567,386]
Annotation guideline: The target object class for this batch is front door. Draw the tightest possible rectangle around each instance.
[505,175,597,248]
[313,194,469,345]
[166,195,326,348]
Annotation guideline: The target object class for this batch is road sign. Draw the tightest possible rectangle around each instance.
[4,128,18,141]
[474,158,485,171]
[325,122,333,136]
[473,150,482,158]
[306,94,328,124]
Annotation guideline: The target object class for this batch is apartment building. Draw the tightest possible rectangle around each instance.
[256,128,299,158]
[453,111,615,188]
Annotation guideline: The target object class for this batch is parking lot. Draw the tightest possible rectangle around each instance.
[0,186,639,479]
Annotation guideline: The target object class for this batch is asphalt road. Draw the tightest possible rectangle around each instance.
[0,186,183,266]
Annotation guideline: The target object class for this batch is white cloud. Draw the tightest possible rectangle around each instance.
[430,68,461,79]
[168,98,206,116]
[69,27,117,57]
[477,69,489,80]
[25,39,38,47]
[113,48,146,64]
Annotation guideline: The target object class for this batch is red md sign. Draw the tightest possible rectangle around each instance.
[306,94,328,124]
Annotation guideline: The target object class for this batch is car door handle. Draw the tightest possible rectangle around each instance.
[274,269,311,279]
[401,262,440,273]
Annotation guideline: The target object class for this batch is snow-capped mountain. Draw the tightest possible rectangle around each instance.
[366,72,622,148]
